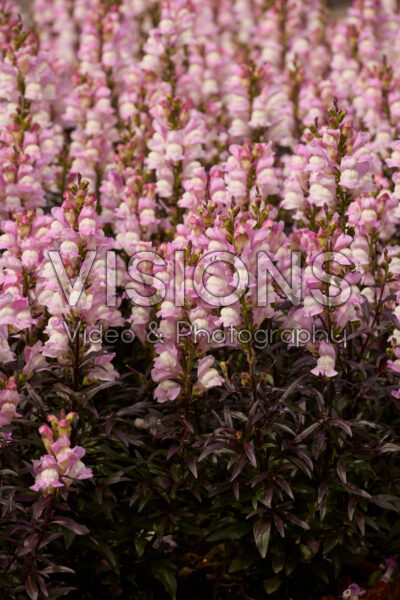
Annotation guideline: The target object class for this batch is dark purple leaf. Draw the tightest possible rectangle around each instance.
[25,576,38,600]
[243,443,257,468]
[53,517,89,536]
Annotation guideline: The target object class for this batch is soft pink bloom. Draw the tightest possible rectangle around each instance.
[195,356,224,393]
[30,455,63,494]
[311,342,338,378]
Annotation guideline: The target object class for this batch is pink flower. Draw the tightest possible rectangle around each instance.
[342,583,365,599]
[30,455,63,495]
[0,377,20,427]
[311,342,338,378]
[22,341,47,377]
[381,557,398,583]
[31,415,92,494]
[195,356,224,393]
[154,380,182,403]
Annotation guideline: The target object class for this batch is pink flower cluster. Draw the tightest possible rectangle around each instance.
[30,411,92,495]
[0,179,122,388]
[0,2,62,217]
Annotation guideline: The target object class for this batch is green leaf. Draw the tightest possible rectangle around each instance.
[63,528,76,551]
[272,550,285,574]
[264,576,281,594]
[312,565,330,585]
[138,492,152,513]
[207,522,250,542]
[300,544,313,560]
[368,570,383,587]
[152,561,177,600]
[134,537,146,558]
[101,542,118,570]
[254,520,271,559]
[322,534,339,556]
[228,551,258,573]
[285,554,296,575]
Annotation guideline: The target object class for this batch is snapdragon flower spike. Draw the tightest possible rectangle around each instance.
[103,134,162,342]
[32,0,78,85]
[140,0,196,82]
[100,64,157,223]
[0,211,55,380]
[31,411,92,495]
[0,17,63,217]
[224,142,280,207]
[64,70,117,193]
[59,0,149,195]
[38,176,123,383]
[283,106,379,228]
[0,211,56,336]
[150,227,229,403]
[146,95,205,210]
[224,60,295,147]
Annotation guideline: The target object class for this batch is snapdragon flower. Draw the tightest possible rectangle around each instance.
[31,412,92,495]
